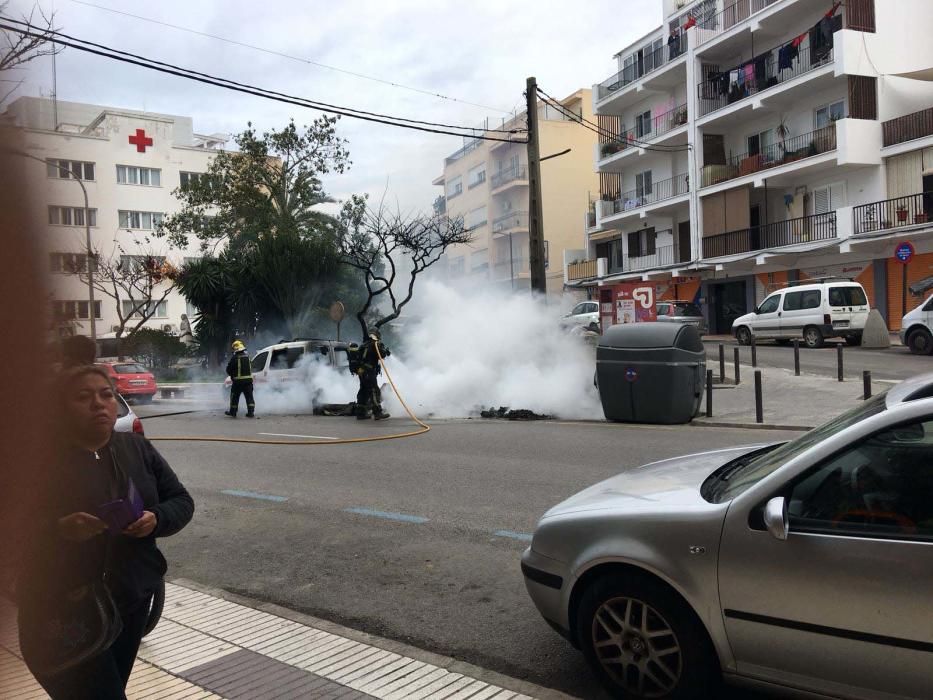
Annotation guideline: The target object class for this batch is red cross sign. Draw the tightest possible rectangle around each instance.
[128,128,153,153]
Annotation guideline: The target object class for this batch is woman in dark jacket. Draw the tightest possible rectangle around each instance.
[18,365,194,699]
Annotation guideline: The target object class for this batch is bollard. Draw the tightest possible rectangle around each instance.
[751,336,757,368]
[837,344,844,382]
[863,370,872,400]
[719,344,725,383]
[706,369,713,418]
[754,370,763,424]
[793,339,800,376]
[733,347,740,385]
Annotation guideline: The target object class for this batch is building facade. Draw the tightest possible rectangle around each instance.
[2,97,225,342]
[434,90,599,297]
[568,0,933,332]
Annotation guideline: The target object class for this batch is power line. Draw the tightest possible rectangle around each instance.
[0,19,527,143]
[69,0,514,115]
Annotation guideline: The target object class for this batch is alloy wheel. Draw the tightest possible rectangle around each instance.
[591,596,683,698]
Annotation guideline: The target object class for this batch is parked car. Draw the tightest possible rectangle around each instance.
[732,280,869,348]
[899,293,933,355]
[522,373,933,699]
[223,338,353,393]
[560,301,600,332]
[656,300,707,335]
[114,393,144,435]
[97,361,158,403]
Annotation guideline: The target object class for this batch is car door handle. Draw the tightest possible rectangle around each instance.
[778,312,782,316]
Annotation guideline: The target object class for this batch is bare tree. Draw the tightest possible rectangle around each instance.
[340,197,472,337]
[0,3,63,103]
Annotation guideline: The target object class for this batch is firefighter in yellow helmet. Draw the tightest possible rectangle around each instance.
[225,339,255,418]
[351,329,390,420]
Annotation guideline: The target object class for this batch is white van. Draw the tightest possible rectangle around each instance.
[223,339,353,390]
[732,280,869,348]
[899,294,933,354]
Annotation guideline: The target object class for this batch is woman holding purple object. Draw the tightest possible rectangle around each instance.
[17,365,194,699]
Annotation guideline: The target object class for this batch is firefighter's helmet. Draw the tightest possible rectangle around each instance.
[231,340,246,352]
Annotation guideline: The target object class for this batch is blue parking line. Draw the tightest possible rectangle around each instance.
[494,530,533,542]
[222,489,288,502]
[344,507,429,524]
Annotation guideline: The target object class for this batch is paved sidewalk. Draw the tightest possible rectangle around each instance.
[1,582,568,699]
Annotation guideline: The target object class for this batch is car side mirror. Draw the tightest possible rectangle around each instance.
[763,496,788,541]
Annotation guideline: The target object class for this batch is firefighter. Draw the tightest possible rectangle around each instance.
[225,339,255,418]
[353,330,390,420]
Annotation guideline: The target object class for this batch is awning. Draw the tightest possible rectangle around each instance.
[894,68,933,81]
[909,275,933,296]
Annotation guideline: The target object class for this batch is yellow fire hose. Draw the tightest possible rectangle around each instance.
[150,342,430,445]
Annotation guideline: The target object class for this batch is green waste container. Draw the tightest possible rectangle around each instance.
[596,322,706,424]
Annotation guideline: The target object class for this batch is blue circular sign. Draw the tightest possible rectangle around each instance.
[894,241,915,264]
[625,368,638,382]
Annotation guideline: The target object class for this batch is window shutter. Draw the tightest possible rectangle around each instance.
[646,228,657,255]
[813,186,830,214]
[628,232,641,258]
[829,182,846,208]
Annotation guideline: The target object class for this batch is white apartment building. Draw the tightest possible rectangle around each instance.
[568,0,933,333]
[1,97,225,341]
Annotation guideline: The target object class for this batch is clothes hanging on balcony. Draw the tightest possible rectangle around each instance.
[668,31,682,59]
[778,43,798,71]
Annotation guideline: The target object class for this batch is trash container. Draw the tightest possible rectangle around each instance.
[596,322,706,424]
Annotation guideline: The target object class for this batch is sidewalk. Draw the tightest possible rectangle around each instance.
[1,581,570,700]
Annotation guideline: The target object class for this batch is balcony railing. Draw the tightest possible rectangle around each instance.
[586,210,597,229]
[596,33,688,101]
[490,164,528,189]
[698,44,833,117]
[493,210,529,233]
[703,212,837,258]
[607,172,689,215]
[695,0,780,46]
[493,259,529,281]
[599,104,689,159]
[568,259,597,281]
[883,108,933,148]
[628,242,675,272]
[701,124,836,188]
[854,192,932,234]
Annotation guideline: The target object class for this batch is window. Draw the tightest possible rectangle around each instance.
[758,295,781,314]
[635,171,653,201]
[466,205,487,230]
[49,252,93,273]
[180,171,207,190]
[783,289,822,311]
[49,206,97,227]
[446,175,463,199]
[787,418,933,542]
[747,129,774,157]
[635,110,652,138]
[120,255,166,273]
[828,286,868,307]
[468,163,486,189]
[270,347,304,370]
[116,165,161,187]
[119,210,164,230]
[121,300,168,318]
[812,183,846,215]
[449,256,465,275]
[627,227,656,258]
[52,300,102,320]
[250,351,269,373]
[46,159,95,181]
[815,100,845,129]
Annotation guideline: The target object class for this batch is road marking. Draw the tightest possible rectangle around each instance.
[221,489,288,502]
[259,432,339,440]
[344,507,428,524]
[493,530,533,542]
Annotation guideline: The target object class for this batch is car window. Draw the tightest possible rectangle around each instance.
[270,347,305,370]
[923,296,933,312]
[308,344,330,363]
[829,286,868,307]
[758,295,780,314]
[788,418,933,542]
[784,290,821,311]
[783,291,802,311]
[251,351,269,373]
[673,303,702,317]
[586,302,598,314]
[333,347,351,369]
[114,364,147,374]
[571,303,587,316]
[657,303,671,316]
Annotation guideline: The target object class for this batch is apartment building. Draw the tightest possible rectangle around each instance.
[1,97,225,340]
[568,0,933,332]
[433,90,599,297]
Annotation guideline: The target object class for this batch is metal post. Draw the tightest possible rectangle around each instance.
[793,339,800,376]
[837,343,844,382]
[718,343,725,383]
[508,232,515,290]
[733,347,740,385]
[525,76,547,295]
[706,369,713,418]
[751,336,757,367]
[863,370,872,400]
[754,370,763,424]
[902,261,908,318]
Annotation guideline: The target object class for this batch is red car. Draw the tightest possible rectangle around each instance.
[97,361,158,403]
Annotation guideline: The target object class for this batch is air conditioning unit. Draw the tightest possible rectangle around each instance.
[111,325,121,333]
[162,324,176,333]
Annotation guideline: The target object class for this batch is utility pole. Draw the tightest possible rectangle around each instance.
[525,76,547,295]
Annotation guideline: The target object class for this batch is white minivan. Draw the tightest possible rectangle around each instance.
[899,293,933,354]
[732,280,869,348]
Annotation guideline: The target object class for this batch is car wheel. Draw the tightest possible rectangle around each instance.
[908,328,933,355]
[577,573,718,700]
[803,326,824,349]
[845,333,862,347]
[734,327,751,346]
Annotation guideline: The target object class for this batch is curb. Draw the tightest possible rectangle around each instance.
[691,420,812,431]
[170,578,579,700]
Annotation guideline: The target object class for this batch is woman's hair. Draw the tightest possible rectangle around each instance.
[54,364,116,402]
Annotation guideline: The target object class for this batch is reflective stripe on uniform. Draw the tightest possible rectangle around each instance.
[235,355,252,380]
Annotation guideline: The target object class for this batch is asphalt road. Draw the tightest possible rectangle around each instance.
[143,408,798,699]
[703,337,932,382]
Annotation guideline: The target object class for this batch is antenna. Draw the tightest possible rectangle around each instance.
[51,0,59,130]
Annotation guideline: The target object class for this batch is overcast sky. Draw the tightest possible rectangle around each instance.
[14,0,659,211]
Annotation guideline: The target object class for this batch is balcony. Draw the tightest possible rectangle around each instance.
[883,108,933,148]
[627,242,676,272]
[599,172,689,222]
[597,103,689,170]
[701,124,836,188]
[490,164,528,192]
[695,0,781,48]
[567,259,597,282]
[702,211,837,258]
[595,34,688,113]
[492,210,529,235]
[853,192,933,235]
[492,258,529,281]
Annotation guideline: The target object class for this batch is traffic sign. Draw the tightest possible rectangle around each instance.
[894,241,915,264]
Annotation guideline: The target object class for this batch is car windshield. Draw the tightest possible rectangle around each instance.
[702,391,888,503]
[672,303,702,317]
[114,364,147,374]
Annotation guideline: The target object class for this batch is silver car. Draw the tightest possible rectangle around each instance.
[522,374,933,699]
[114,393,145,435]
[656,300,707,335]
